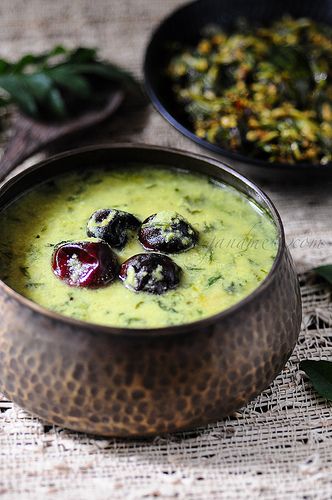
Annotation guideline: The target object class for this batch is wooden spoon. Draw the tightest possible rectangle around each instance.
[0,88,124,182]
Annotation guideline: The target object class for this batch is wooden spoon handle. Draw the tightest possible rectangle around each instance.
[0,89,124,183]
[0,115,50,182]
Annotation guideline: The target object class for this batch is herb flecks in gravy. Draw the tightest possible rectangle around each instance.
[0,166,278,328]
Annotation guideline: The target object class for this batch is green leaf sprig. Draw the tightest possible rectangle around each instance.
[0,46,140,120]
[314,264,332,285]
[300,360,332,401]
[300,263,332,401]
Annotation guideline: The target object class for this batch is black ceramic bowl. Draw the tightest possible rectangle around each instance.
[144,0,332,177]
[0,144,301,437]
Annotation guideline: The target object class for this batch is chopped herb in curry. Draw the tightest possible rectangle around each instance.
[0,166,278,328]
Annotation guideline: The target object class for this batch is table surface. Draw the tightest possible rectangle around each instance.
[0,1,331,499]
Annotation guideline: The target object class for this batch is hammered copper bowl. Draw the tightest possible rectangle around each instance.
[0,145,301,437]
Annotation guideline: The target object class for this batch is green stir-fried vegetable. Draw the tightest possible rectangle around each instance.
[167,17,332,165]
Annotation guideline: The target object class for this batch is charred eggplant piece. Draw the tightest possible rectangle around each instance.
[139,211,198,253]
[119,253,181,294]
[87,209,140,249]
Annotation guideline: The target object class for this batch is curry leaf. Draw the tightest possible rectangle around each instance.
[24,74,53,100]
[68,47,98,63]
[12,53,52,73]
[49,68,91,97]
[0,75,38,115]
[314,264,332,285]
[47,88,67,119]
[300,360,332,401]
[0,59,11,74]
[0,45,140,120]
[64,62,139,92]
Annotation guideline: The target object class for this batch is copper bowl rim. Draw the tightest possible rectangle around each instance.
[0,143,285,337]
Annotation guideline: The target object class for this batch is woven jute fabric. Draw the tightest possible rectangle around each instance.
[0,1,332,499]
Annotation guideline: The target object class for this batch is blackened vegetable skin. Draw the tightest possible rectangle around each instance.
[87,208,140,249]
[139,211,198,253]
[119,253,182,294]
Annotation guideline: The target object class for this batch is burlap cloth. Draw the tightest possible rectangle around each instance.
[0,1,332,498]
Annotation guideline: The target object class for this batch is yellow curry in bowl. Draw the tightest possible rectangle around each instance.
[0,165,278,328]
